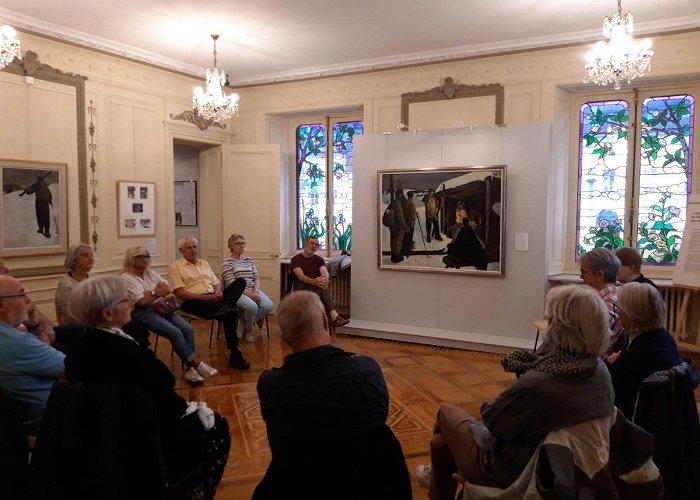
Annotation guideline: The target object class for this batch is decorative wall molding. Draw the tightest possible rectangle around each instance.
[87,100,99,252]
[169,110,227,131]
[400,77,504,130]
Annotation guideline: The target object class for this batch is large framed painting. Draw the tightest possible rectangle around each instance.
[378,165,506,277]
[0,159,68,257]
[117,180,155,237]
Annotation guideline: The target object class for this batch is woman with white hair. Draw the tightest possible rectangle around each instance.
[121,246,217,383]
[55,243,94,325]
[64,275,230,496]
[608,282,682,417]
[416,285,615,499]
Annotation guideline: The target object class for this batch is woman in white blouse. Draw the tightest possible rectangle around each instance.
[221,233,274,343]
[121,246,217,383]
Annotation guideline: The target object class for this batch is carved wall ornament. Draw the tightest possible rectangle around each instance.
[400,77,504,131]
[87,101,99,252]
[169,110,227,131]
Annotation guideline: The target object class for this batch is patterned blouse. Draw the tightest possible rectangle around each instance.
[221,256,258,291]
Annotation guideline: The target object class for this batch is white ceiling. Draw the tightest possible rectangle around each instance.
[1,0,699,86]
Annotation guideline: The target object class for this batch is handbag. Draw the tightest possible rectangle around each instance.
[151,294,180,317]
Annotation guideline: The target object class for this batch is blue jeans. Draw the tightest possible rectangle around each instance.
[131,307,195,363]
[237,290,274,333]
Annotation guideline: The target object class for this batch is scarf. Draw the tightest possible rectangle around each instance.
[501,348,597,375]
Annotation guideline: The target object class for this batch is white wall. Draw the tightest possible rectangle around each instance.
[348,123,552,353]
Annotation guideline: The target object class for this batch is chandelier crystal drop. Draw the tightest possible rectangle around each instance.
[0,24,21,70]
[583,0,653,90]
[192,34,239,122]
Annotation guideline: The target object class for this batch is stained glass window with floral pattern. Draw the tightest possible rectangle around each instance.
[576,93,695,265]
[296,120,363,251]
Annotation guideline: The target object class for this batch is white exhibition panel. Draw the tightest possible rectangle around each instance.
[349,124,552,352]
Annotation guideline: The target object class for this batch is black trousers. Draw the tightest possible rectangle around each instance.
[179,278,246,352]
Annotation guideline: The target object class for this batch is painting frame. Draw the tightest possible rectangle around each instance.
[0,159,68,257]
[117,180,155,237]
[378,165,506,277]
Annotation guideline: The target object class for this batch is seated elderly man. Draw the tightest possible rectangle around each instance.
[0,275,65,433]
[169,236,248,370]
[254,291,409,499]
[291,236,349,327]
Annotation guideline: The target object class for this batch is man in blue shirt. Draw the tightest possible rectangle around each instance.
[0,275,65,432]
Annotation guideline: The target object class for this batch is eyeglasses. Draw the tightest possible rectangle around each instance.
[0,292,27,299]
[135,255,151,259]
[116,297,131,305]
[233,242,246,246]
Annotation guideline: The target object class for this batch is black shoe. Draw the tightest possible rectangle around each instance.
[435,236,443,241]
[229,351,250,370]
[43,231,51,238]
[426,238,431,243]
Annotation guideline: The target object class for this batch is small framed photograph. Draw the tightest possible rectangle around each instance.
[0,159,68,256]
[117,180,155,237]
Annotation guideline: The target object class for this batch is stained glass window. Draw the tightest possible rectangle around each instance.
[296,120,363,251]
[636,95,694,264]
[576,93,695,265]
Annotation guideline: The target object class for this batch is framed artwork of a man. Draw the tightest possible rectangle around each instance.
[0,159,68,256]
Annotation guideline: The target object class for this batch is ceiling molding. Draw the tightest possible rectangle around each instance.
[3,7,699,87]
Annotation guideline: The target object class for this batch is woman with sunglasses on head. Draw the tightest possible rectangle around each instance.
[65,275,230,497]
[221,234,274,343]
[121,246,217,383]
[55,243,94,326]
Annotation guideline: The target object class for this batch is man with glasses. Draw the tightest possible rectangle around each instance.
[291,236,349,327]
[0,275,65,432]
[169,237,248,370]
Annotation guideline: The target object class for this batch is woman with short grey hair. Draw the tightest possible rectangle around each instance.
[65,275,231,497]
[608,282,682,417]
[55,243,94,325]
[416,285,615,498]
[579,247,623,355]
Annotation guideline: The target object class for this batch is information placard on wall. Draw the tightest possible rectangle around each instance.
[174,180,198,226]
[673,195,700,289]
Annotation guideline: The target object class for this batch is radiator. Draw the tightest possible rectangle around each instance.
[662,287,685,338]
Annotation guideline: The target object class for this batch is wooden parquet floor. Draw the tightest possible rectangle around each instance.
[156,317,700,500]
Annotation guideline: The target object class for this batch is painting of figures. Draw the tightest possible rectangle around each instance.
[378,166,505,276]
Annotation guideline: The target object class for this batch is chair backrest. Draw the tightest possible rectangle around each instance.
[252,424,411,500]
[631,360,700,500]
[0,390,29,500]
[29,380,166,500]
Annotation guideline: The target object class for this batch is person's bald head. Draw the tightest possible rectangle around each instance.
[275,291,329,352]
[0,275,32,327]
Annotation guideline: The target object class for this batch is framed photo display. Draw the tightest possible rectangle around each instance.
[378,165,506,277]
[0,159,68,256]
[117,180,155,237]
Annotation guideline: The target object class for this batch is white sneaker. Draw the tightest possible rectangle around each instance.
[415,464,432,490]
[184,367,204,383]
[196,361,218,378]
[244,332,255,343]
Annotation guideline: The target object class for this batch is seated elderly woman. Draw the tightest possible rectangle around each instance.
[607,282,682,417]
[121,246,217,383]
[55,243,94,325]
[579,247,623,355]
[415,285,615,499]
[64,275,230,495]
[221,233,274,343]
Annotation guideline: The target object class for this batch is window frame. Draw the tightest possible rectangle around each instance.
[566,82,700,278]
[289,112,363,257]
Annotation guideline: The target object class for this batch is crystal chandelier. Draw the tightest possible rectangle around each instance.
[583,0,653,90]
[0,24,21,70]
[192,34,239,122]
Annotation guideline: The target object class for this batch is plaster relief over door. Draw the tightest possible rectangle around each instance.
[221,145,281,305]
